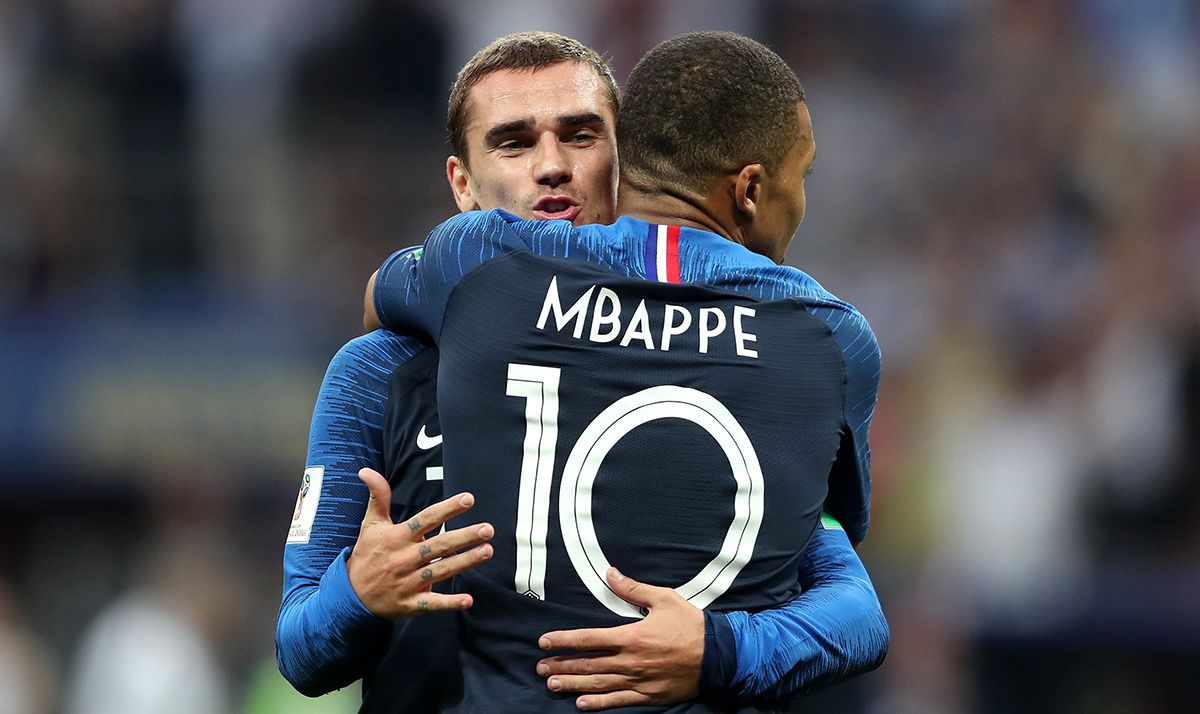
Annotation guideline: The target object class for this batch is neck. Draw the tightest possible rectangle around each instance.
[616,184,748,249]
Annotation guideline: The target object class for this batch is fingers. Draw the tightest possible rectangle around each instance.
[537,653,627,678]
[408,541,494,587]
[606,568,671,609]
[402,591,475,616]
[418,522,495,562]
[358,468,394,524]
[546,673,628,695]
[401,490,477,539]
[540,624,632,652]
[572,691,653,711]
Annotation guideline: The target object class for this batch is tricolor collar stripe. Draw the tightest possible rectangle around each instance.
[645,224,682,283]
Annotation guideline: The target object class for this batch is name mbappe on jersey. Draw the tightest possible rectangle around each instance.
[537,275,760,358]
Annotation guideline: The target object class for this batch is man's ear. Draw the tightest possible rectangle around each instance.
[363,270,381,332]
[734,164,765,221]
[447,155,479,212]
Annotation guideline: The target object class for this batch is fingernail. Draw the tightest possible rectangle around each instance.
[610,567,624,582]
[460,597,471,608]
[548,677,561,691]
[578,698,591,710]
[536,663,549,676]
[478,524,491,537]
[477,545,491,560]
[539,637,551,650]
[459,493,473,506]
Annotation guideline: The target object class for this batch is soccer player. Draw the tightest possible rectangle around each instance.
[279,32,886,712]
[277,34,620,711]
[364,31,885,712]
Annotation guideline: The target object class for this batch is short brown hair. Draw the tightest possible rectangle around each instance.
[447,31,619,164]
[618,32,806,196]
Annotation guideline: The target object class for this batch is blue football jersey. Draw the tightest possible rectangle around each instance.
[373,210,880,713]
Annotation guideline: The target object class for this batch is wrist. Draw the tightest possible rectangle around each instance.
[329,547,381,622]
[698,610,738,697]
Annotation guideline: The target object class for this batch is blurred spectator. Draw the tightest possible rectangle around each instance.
[64,527,244,714]
[0,580,56,714]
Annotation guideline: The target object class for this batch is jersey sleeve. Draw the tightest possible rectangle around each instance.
[809,305,881,545]
[373,209,536,339]
[698,515,889,701]
[276,331,423,696]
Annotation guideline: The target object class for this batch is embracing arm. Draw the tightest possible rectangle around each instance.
[277,332,495,696]
[536,517,887,709]
[701,518,888,701]
[276,334,398,695]
[701,305,888,700]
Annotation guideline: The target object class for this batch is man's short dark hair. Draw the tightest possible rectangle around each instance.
[448,31,619,165]
[618,32,806,196]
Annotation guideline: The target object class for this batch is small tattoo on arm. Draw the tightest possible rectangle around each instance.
[417,599,429,612]
[419,544,433,559]
[421,568,433,581]
[408,518,422,534]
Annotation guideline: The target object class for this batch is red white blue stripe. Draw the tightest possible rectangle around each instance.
[644,224,681,283]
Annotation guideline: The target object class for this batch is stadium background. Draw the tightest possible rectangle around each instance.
[1,0,1197,711]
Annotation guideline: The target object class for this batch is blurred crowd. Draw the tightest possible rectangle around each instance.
[0,0,1197,712]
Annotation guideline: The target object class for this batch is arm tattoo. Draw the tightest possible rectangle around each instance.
[419,544,433,559]
[408,518,422,534]
[417,599,430,612]
[421,568,434,581]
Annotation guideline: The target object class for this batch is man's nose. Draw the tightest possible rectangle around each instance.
[534,135,571,189]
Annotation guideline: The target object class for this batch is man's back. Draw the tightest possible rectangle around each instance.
[373,210,879,711]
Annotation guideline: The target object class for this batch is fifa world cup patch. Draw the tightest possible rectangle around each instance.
[287,466,324,544]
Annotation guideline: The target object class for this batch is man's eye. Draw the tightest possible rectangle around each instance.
[568,132,597,143]
[498,140,530,151]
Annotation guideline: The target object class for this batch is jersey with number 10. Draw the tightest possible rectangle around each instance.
[373,209,880,712]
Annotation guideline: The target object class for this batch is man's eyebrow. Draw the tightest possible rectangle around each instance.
[557,112,606,129]
[484,118,533,146]
[483,113,608,147]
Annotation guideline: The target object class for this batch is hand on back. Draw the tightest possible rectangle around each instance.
[349,467,494,619]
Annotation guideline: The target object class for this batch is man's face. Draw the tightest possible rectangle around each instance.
[447,61,618,226]
[753,103,815,263]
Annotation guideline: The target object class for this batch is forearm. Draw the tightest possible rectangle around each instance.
[277,549,389,696]
[700,526,888,701]
[276,332,418,694]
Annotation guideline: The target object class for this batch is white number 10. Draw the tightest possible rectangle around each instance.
[505,362,765,618]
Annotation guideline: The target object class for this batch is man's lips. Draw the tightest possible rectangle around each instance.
[532,196,582,222]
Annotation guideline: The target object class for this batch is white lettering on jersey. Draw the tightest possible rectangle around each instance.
[536,276,594,339]
[698,308,726,354]
[589,288,622,343]
[660,305,692,351]
[536,277,758,358]
[619,300,655,349]
[286,466,324,544]
[734,306,758,358]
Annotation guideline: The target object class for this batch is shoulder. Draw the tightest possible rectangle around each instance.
[326,330,430,381]
[426,209,533,244]
[763,269,881,372]
[424,210,588,267]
